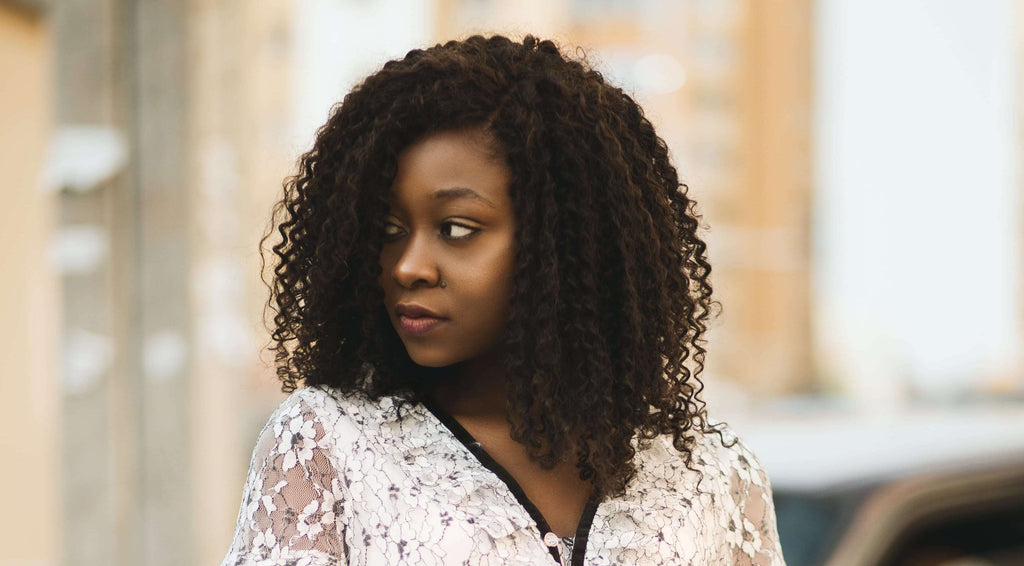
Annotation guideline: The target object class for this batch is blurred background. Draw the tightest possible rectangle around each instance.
[3,0,1023,565]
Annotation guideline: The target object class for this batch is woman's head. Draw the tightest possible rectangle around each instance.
[264,34,717,497]
[379,127,516,370]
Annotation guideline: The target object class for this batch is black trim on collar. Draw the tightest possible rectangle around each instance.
[571,496,599,566]
[418,395,599,565]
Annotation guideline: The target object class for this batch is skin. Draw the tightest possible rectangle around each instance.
[378,127,594,538]
[378,127,515,419]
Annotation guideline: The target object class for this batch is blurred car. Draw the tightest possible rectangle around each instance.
[737,401,1024,566]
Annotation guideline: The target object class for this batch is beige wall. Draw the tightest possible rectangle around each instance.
[0,5,58,566]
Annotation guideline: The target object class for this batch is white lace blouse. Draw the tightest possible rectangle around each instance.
[220,384,786,565]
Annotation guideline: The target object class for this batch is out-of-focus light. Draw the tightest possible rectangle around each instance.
[633,53,687,95]
[63,330,114,394]
[144,331,188,383]
[41,126,127,193]
[193,258,252,368]
[48,225,108,274]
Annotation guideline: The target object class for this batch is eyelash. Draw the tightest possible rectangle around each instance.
[383,220,480,242]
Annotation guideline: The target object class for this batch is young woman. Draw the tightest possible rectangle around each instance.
[221,34,786,566]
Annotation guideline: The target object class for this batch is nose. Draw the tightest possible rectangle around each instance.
[390,232,441,289]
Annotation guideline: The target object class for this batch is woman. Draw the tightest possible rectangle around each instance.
[222,34,786,565]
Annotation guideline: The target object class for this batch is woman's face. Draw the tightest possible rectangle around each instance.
[378,128,516,368]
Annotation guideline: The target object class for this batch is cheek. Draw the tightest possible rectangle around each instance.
[462,245,514,314]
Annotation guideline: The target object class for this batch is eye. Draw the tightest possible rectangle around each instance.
[383,218,479,242]
[440,221,479,240]
[383,221,404,241]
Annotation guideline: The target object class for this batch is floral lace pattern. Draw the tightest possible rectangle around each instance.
[220,385,786,565]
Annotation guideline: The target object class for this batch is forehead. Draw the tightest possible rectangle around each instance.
[388,129,511,208]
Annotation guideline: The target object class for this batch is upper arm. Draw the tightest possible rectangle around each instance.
[722,436,787,566]
[221,396,349,566]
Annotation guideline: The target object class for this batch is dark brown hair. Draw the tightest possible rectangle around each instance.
[262,34,721,499]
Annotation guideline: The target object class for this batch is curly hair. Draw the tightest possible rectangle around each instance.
[261,34,721,499]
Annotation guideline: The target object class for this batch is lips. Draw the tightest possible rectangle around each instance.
[395,303,444,319]
[394,303,447,336]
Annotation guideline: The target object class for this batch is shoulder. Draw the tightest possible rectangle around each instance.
[695,419,772,486]
[685,419,776,506]
[268,383,402,426]
[639,417,773,495]
[254,384,403,467]
[260,385,349,441]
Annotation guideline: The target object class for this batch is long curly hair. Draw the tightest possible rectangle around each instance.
[262,34,721,499]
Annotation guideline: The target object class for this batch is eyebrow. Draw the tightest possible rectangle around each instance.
[431,187,497,208]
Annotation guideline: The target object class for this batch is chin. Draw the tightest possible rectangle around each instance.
[412,357,451,369]
[404,347,459,369]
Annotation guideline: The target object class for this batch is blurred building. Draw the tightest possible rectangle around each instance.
[4,1,294,565]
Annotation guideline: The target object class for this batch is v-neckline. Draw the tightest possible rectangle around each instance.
[417,394,600,566]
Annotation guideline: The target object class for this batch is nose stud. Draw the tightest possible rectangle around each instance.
[439,280,447,288]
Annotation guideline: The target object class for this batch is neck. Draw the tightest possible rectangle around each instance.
[428,350,509,421]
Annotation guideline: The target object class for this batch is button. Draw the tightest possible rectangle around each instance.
[543,532,559,547]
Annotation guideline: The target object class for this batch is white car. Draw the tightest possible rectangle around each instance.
[735,402,1024,566]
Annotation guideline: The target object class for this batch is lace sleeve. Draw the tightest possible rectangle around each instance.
[724,436,787,566]
[221,396,348,566]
